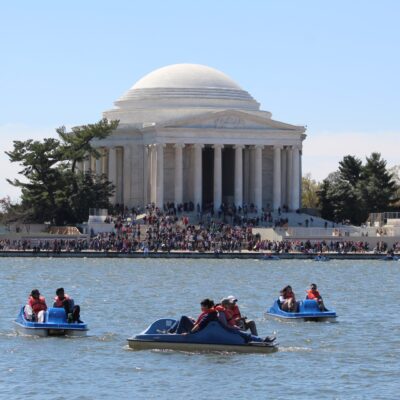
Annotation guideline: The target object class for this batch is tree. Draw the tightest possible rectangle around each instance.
[302,173,320,209]
[357,153,398,212]
[338,155,362,186]
[5,119,119,224]
[318,153,399,225]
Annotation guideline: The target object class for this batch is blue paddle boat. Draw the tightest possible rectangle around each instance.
[262,254,280,260]
[128,318,278,354]
[380,255,399,261]
[266,299,337,321]
[14,307,88,337]
[314,255,330,261]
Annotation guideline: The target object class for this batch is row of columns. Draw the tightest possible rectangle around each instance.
[78,143,301,211]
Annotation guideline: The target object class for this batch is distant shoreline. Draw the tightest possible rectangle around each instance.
[0,250,397,260]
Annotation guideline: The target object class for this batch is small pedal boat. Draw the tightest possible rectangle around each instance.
[380,255,399,261]
[314,255,330,261]
[262,254,280,260]
[128,318,278,354]
[266,299,337,321]
[14,307,88,337]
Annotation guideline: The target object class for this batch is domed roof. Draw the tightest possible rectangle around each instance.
[104,63,262,124]
[132,64,243,91]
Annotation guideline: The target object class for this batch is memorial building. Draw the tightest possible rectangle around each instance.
[87,63,306,211]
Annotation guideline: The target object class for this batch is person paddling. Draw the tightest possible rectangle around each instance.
[53,288,82,323]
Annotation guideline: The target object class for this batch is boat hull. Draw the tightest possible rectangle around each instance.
[266,299,337,321]
[128,318,278,354]
[128,339,278,354]
[14,307,88,337]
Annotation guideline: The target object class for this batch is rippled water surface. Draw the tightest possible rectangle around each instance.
[1,257,399,399]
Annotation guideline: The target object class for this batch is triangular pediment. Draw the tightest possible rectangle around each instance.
[160,110,304,132]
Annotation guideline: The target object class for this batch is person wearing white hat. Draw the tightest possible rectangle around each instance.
[226,295,258,336]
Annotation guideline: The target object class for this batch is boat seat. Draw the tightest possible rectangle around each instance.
[47,307,67,323]
[302,300,320,312]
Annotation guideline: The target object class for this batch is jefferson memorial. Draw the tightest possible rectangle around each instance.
[87,64,306,212]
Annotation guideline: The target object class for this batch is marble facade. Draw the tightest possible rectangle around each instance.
[86,64,306,211]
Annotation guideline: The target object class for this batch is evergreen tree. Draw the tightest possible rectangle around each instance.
[338,155,362,186]
[357,152,398,212]
[5,119,119,224]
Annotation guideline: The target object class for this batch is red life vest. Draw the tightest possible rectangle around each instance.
[307,289,320,300]
[28,296,47,314]
[231,304,241,320]
[194,307,215,325]
[215,305,235,326]
[53,294,71,307]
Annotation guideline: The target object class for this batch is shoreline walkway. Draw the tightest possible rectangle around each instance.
[0,250,397,260]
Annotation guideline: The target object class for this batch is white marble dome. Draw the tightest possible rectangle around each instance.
[131,64,243,90]
[104,64,262,124]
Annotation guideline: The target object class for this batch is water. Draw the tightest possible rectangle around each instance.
[1,257,399,399]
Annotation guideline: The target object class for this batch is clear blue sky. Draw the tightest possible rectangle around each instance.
[1,0,399,199]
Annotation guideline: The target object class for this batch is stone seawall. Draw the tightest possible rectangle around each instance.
[0,251,394,260]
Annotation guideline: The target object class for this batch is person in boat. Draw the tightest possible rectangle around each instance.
[225,295,258,336]
[174,298,218,334]
[306,283,326,311]
[279,285,298,312]
[217,298,275,343]
[25,289,47,322]
[53,287,82,323]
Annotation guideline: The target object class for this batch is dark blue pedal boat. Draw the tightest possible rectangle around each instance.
[262,254,280,260]
[380,255,399,261]
[314,255,330,261]
[128,318,278,354]
[266,299,337,321]
[14,307,88,337]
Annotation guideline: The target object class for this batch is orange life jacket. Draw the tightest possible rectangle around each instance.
[53,294,71,307]
[28,295,47,314]
[307,289,320,300]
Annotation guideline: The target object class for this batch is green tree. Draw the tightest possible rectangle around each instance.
[357,152,398,212]
[338,155,362,186]
[318,153,398,225]
[5,119,119,224]
[301,173,320,209]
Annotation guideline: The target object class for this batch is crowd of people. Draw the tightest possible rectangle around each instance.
[1,206,399,254]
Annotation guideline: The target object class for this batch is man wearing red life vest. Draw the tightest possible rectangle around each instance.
[306,283,326,311]
[25,289,47,322]
[53,287,81,323]
[225,295,258,336]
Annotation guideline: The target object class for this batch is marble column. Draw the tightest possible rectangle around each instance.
[75,161,83,173]
[143,146,149,206]
[108,147,117,204]
[287,146,293,209]
[213,144,223,212]
[273,145,282,210]
[254,145,263,213]
[149,145,156,204]
[174,143,184,206]
[193,144,203,209]
[123,145,131,206]
[234,145,243,208]
[291,145,301,210]
[281,148,287,208]
[95,149,102,176]
[83,156,90,174]
[155,143,165,209]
